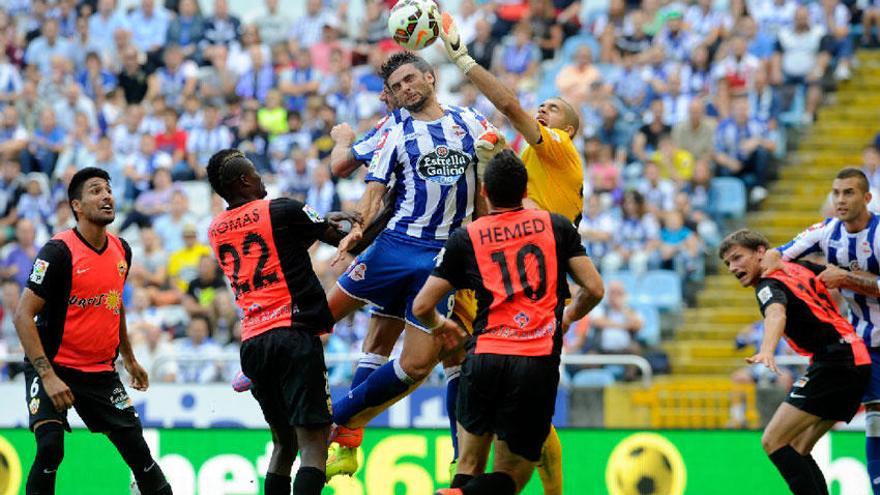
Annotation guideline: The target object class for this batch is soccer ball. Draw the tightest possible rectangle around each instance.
[387,0,440,51]
[610,444,674,495]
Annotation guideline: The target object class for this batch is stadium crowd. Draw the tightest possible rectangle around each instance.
[0,0,862,385]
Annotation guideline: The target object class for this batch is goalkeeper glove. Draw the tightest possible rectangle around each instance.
[439,12,477,74]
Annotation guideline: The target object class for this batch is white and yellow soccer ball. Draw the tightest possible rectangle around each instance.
[387,0,440,51]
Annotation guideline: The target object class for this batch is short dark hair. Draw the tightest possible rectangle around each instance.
[380,51,434,83]
[836,167,871,193]
[484,150,528,208]
[718,229,770,260]
[68,167,110,220]
[206,149,252,201]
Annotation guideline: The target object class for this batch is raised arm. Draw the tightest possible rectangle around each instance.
[329,123,361,178]
[439,12,542,145]
[330,181,386,266]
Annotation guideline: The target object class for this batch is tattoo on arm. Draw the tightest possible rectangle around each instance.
[845,272,880,297]
[32,356,52,377]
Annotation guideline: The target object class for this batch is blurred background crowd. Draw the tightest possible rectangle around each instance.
[0,0,864,387]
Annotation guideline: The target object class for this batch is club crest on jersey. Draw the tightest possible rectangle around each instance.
[29,397,40,415]
[417,146,470,185]
[30,259,49,284]
[514,311,531,329]
[117,260,128,277]
[850,260,862,271]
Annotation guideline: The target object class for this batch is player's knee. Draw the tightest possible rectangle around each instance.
[34,422,65,468]
[760,431,782,455]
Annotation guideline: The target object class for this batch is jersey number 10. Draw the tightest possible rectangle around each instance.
[490,243,548,301]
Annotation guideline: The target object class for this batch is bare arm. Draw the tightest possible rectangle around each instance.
[412,275,466,346]
[329,123,361,178]
[822,267,880,297]
[746,302,785,374]
[563,255,605,327]
[14,288,75,410]
[330,181,386,266]
[119,305,148,391]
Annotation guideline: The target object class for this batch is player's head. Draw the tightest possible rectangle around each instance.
[482,149,528,209]
[68,167,114,225]
[206,149,267,203]
[832,167,871,223]
[719,229,771,287]
[380,51,436,113]
[537,97,579,138]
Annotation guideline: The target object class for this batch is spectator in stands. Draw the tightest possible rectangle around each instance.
[232,110,270,172]
[128,0,170,64]
[809,0,852,81]
[306,164,338,216]
[0,159,24,229]
[712,34,762,117]
[771,6,831,124]
[16,173,52,226]
[174,315,223,383]
[863,145,880,190]
[201,0,241,57]
[681,45,713,97]
[496,21,540,85]
[198,45,237,106]
[235,45,274,105]
[714,96,775,203]
[289,0,335,47]
[637,159,677,214]
[655,9,698,63]
[0,48,22,105]
[167,222,212,291]
[22,108,65,176]
[578,194,617,266]
[278,146,314,200]
[88,0,129,50]
[596,101,631,163]
[686,0,733,47]
[254,0,291,48]
[24,18,72,76]
[0,106,28,158]
[184,104,232,179]
[131,317,177,384]
[632,99,671,165]
[130,226,171,291]
[674,190,720,246]
[603,190,660,274]
[153,44,198,110]
[183,255,226,319]
[754,0,796,37]
[592,280,644,380]
[468,18,498,71]
[529,0,563,60]
[166,0,205,60]
[257,89,287,137]
[153,189,197,253]
[652,133,695,184]
[1,218,37,289]
[117,46,153,105]
[555,45,602,108]
[864,0,880,46]
[110,104,145,157]
[77,51,117,102]
[178,95,203,131]
[746,67,782,129]
[594,0,627,62]
[659,210,704,280]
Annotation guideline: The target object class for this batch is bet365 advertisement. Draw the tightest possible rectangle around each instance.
[0,429,872,494]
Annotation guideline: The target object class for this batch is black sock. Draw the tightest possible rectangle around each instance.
[768,446,822,495]
[107,427,169,494]
[802,454,829,495]
[452,473,474,488]
[264,473,292,495]
[27,422,64,495]
[293,467,325,495]
[462,472,517,495]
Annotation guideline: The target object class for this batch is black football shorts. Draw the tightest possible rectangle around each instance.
[785,362,870,422]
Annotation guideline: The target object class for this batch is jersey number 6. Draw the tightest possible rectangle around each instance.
[218,233,280,298]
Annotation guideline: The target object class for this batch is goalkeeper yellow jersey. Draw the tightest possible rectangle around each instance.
[521,125,584,223]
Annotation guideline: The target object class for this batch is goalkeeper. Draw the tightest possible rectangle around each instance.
[437,9,586,495]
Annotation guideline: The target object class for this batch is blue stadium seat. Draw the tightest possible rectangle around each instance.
[560,34,601,63]
[708,177,747,219]
[572,368,616,387]
[633,270,682,311]
[631,302,661,347]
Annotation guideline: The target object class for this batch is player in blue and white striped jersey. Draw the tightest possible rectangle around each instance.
[767,168,880,493]
[319,51,489,477]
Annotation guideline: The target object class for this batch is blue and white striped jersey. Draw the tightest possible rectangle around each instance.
[778,215,880,347]
[352,108,410,163]
[365,106,488,244]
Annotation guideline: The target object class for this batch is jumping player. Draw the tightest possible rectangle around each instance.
[721,229,870,495]
[14,167,172,494]
[437,10,585,492]
[206,149,359,495]
[763,168,880,493]
[323,51,488,475]
[414,151,604,495]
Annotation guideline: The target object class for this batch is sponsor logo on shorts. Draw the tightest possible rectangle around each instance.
[793,375,809,388]
[349,263,367,282]
[110,387,133,410]
[30,259,49,284]
[29,397,40,415]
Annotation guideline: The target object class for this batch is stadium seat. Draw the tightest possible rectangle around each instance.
[708,177,747,219]
[560,34,601,63]
[631,303,661,347]
[180,181,212,219]
[633,270,682,312]
[572,368,616,387]
[603,270,639,297]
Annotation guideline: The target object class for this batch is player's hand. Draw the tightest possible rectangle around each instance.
[439,12,477,73]
[475,129,507,166]
[746,352,780,375]
[434,318,468,352]
[327,211,363,232]
[125,359,150,391]
[330,123,356,145]
[42,373,75,412]
[759,249,786,277]
[331,226,363,267]
[817,264,848,290]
